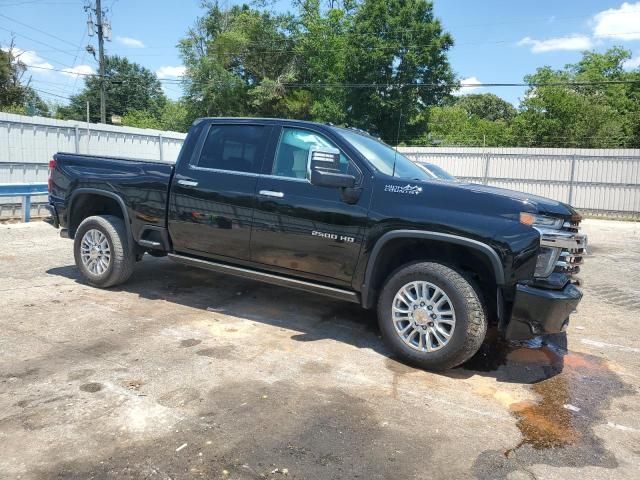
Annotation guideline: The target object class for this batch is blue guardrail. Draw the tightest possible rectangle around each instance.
[0,183,48,222]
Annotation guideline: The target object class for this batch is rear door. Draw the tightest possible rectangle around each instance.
[251,126,371,286]
[168,122,273,260]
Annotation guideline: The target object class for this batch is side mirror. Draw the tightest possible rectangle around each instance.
[308,147,356,189]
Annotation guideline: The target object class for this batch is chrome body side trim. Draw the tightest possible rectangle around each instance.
[168,253,360,303]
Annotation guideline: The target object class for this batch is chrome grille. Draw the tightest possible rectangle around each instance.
[550,219,586,276]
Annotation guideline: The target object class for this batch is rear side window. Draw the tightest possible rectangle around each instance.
[194,125,269,174]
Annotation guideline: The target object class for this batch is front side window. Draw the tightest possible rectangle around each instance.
[194,125,269,174]
[271,127,360,181]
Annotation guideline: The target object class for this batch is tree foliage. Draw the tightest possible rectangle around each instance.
[513,47,640,148]
[122,99,190,132]
[58,55,167,123]
[5,3,640,148]
[454,93,516,122]
[425,48,640,148]
[0,44,48,115]
[179,0,455,142]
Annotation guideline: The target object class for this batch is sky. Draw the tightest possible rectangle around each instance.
[1,0,640,107]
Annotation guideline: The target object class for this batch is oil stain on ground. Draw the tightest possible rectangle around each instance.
[79,382,103,393]
[469,337,635,479]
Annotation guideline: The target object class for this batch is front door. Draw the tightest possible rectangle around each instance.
[251,126,370,286]
[169,122,272,260]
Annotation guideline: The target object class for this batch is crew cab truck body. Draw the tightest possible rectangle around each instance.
[46,118,586,370]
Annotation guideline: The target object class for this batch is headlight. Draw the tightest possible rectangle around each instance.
[534,246,561,277]
[520,212,563,229]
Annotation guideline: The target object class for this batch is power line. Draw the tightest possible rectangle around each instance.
[20,63,640,90]
[21,63,96,75]
[0,13,79,48]
[0,0,79,5]
[0,25,79,65]
[30,86,73,100]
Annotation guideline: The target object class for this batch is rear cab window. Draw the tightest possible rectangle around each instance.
[192,124,270,174]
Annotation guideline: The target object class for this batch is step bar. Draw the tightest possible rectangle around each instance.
[168,253,360,304]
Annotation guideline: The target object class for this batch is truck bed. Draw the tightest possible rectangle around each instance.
[49,152,175,241]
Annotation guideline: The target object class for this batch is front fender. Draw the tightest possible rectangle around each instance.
[359,230,505,309]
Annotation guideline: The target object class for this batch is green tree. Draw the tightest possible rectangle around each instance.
[0,44,48,115]
[423,105,513,146]
[58,55,166,123]
[294,0,355,124]
[454,93,516,122]
[179,2,298,118]
[122,99,191,132]
[344,0,455,142]
[0,46,26,108]
[179,0,455,142]
[515,47,640,148]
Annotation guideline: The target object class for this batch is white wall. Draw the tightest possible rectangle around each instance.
[1,113,638,219]
[0,112,186,217]
[400,147,640,218]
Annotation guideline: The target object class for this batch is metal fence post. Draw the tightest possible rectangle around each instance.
[568,154,577,205]
[158,134,164,161]
[74,126,80,153]
[22,195,31,223]
[482,149,491,185]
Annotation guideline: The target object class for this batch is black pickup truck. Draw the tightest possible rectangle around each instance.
[46,118,586,370]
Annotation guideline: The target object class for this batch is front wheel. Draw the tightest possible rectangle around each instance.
[73,215,135,288]
[377,261,487,371]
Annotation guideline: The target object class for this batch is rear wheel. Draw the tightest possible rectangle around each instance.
[74,215,135,288]
[377,261,487,370]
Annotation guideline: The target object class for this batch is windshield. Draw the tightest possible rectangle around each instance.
[336,128,432,181]
[423,163,456,180]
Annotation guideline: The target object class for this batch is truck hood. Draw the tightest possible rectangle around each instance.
[449,181,578,218]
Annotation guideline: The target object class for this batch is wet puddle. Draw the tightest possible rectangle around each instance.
[463,336,635,479]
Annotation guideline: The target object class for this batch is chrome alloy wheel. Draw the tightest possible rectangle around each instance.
[80,228,111,275]
[392,281,456,352]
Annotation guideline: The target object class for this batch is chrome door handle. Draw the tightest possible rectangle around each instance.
[178,179,198,187]
[259,190,284,198]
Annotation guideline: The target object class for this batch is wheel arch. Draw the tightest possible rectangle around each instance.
[68,189,131,241]
[361,230,505,310]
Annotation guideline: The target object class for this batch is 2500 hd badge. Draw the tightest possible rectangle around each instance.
[312,230,355,243]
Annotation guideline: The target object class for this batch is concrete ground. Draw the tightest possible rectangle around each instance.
[1,219,639,480]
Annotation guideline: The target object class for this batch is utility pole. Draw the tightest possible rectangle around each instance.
[95,0,106,124]
[85,0,111,124]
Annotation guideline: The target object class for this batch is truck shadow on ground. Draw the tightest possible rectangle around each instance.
[48,256,566,386]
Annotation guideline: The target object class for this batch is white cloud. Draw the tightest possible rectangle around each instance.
[517,35,593,53]
[156,65,186,79]
[593,2,640,41]
[61,65,96,77]
[116,36,145,48]
[453,76,482,96]
[623,55,640,69]
[1,47,53,71]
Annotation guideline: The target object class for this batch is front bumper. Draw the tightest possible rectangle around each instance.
[505,282,583,340]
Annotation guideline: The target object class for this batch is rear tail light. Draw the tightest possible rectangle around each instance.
[48,159,56,193]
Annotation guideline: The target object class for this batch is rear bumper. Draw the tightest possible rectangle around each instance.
[505,282,583,340]
[44,203,60,228]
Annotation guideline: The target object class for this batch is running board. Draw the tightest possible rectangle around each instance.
[168,253,360,304]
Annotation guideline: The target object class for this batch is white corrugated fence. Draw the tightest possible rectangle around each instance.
[400,147,640,219]
[0,112,186,219]
[1,112,638,220]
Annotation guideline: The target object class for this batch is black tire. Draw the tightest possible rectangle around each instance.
[73,215,135,288]
[377,261,487,371]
